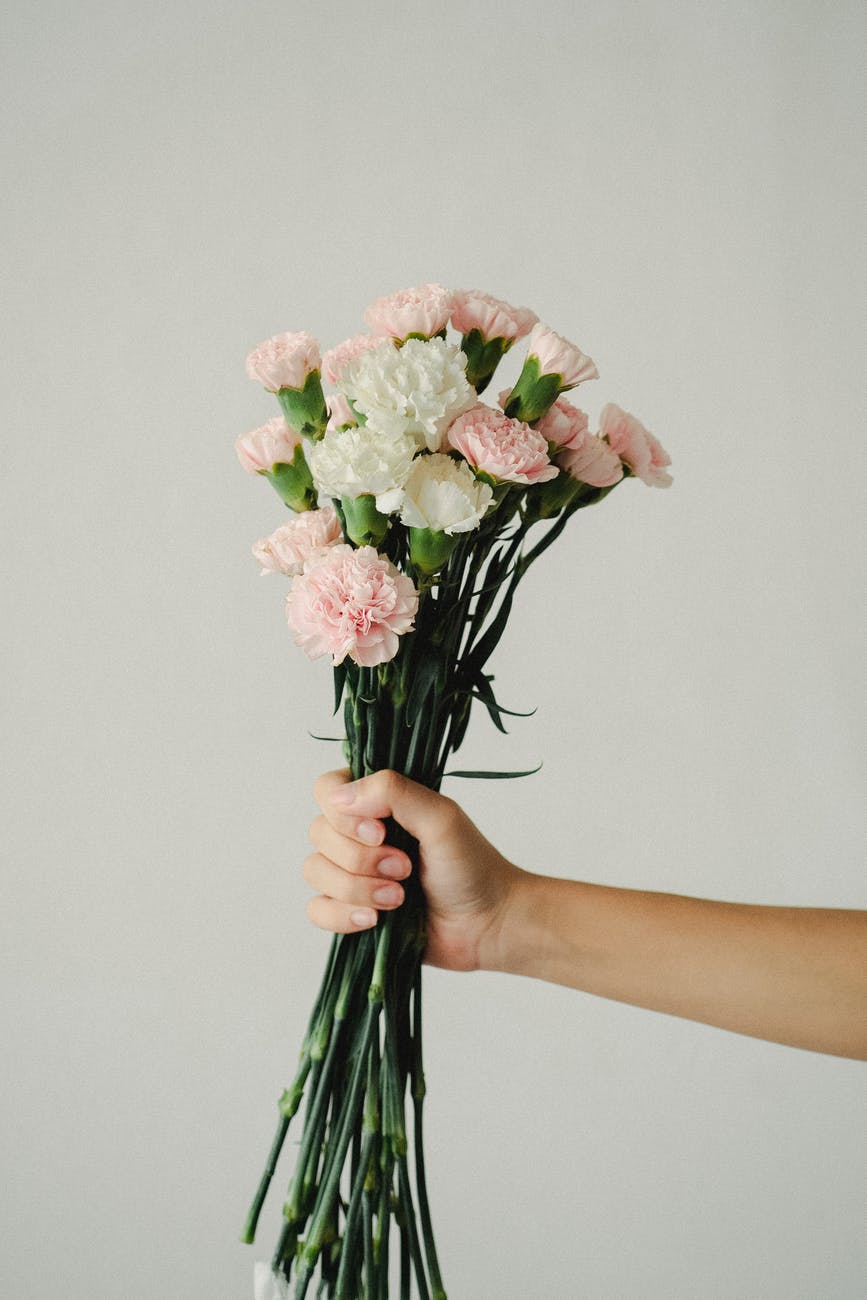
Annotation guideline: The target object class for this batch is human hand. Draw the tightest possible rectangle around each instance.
[304,769,525,972]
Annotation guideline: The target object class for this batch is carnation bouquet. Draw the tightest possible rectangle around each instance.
[237,285,671,1299]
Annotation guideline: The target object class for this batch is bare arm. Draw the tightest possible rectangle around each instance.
[303,769,867,1061]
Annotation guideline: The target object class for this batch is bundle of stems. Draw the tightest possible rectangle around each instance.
[243,483,613,1298]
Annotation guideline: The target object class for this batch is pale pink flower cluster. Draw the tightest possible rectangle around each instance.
[527,323,598,388]
[600,403,673,487]
[447,404,558,486]
[364,283,455,340]
[450,290,538,342]
[235,416,302,474]
[245,331,321,392]
[321,334,388,385]
[537,397,623,488]
[286,545,419,667]
[252,505,343,577]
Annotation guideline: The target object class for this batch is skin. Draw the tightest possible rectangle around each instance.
[304,769,867,1061]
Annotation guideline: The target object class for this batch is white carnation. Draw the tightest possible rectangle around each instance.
[308,425,417,513]
[398,453,493,534]
[341,337,476,452]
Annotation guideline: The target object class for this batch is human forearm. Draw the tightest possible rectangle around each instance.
[491,872,867,1059]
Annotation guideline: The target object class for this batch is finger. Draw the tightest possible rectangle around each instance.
[308,816,412,880]
[302,852,405,911]
[314,769,388,845]
[324,769,457,841]
[307,894,378,934]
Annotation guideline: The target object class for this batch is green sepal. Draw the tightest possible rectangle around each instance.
[408,526,457,575]
[341,494,389,548]
[503,354,563,423]
[523,470,582,521]
[264,444,317,512]
[276,368,328,440]
[459,329,512,394]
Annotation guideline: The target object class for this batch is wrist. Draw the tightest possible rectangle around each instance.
[482,867,566,979]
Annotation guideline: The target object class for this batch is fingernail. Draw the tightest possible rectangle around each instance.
[378,856,407,879]
[372,884,402,905]
[350,908,376,928]
[330,784,356,806]
[357,820,383,845]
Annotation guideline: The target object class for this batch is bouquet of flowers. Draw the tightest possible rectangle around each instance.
[237,285,672,1299]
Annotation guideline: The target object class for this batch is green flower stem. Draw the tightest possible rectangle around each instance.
[334,1130,377,1299]
[411,971,446,1300]
[363,1187,376,1297]
[295,1003,379,1299]
[397,1154,431,1300]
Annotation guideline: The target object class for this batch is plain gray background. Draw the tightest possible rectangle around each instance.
[2,1,865,1297]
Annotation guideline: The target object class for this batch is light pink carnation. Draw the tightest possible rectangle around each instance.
[364,284,455,340]
[252,506,343,577]
[286,544,418,667]
[450,290,538,342]
[557,433,624,489]
[321,334,388,385]
[245,331,321,391]
[600,403,673,487]
[326,393,357,430]
[526,323,598,388]
[535,396,591,450]
[447,404,558,485]
[235,416,302,474]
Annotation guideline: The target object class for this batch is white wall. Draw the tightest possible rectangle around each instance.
[2,2,865,1297]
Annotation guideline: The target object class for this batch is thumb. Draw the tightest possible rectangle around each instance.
[324,769,453,844]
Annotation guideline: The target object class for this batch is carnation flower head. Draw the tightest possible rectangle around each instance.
[557,432,624,488]
[450,290,538,342]
[526,323,598,388]
[322,334,388,386]
[341,337,476,452]
[308,425,418,513]
[398,453,494,534]
[286,544,419,667]
[535,396,591,451]
[600,403,673,487]
[235,416,302,474]
[364,283,454,340]
[245,331,321,392]
[447,404,558,486]
[252,505,343,577]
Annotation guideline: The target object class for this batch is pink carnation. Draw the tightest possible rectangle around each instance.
[364,284,455,340]
[600,403,673,488]
[526,323,598,389]
[321,334,388,385]
[235,416,302,474]
[326,393,357,430]
[535,396,591,450]
[450,290,538,342]
[252,506,343,577]
[245,331,321,392]
[557,434,624,489]
[286,545,419,667]
[447,404,558,486]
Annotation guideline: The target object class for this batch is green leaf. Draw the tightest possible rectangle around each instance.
[308,732,346,743]
[405,653,441,724]
[444,764,543,780]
